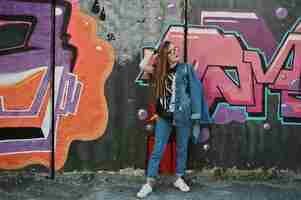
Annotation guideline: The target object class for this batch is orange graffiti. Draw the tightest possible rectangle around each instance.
[0,1,114,170]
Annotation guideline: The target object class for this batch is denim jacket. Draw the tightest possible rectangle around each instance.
[173,63,212,128]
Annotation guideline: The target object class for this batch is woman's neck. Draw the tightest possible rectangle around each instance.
[169,62,177,69]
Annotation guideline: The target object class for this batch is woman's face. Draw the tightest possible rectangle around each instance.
[167,43,179,65]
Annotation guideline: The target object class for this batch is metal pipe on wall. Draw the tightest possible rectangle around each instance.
[184,0,188,63]
[50,0,56,180]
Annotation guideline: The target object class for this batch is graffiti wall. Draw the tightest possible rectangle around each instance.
[137,1,301,169]
[138,15,301,125]
[0,0,114,170]
[0,0,301,171]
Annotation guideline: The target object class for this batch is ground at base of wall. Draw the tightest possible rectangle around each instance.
[0,169,301,200]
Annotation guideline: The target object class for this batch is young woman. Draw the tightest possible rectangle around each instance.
[137,41,211,198]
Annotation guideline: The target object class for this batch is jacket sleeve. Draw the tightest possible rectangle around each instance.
[187,64,212,124]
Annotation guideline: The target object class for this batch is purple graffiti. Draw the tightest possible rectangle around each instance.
[56,67,82,115]
[0,0,81,154]
[214,104,247,124]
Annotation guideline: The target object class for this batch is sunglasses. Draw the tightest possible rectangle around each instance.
[168,47,177,55]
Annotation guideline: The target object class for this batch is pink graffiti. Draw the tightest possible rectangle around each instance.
[165,28,259,113]
[161,20,301,122]
[246,24,301,119]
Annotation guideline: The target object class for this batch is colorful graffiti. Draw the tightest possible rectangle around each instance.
[0,0,114,170]
[137,11,301,125]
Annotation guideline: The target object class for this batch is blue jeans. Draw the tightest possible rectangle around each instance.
[146,117,191,178]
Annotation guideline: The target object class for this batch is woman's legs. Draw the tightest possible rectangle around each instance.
[173,126,191,192]
[175,126,191,177]
[137,118,172,198]
[146,117,172,178]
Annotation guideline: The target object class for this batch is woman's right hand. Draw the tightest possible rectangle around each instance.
[139,51,158,74]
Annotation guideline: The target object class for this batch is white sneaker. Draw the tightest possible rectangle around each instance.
[173,177,190,192]
[137,183,152,198]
